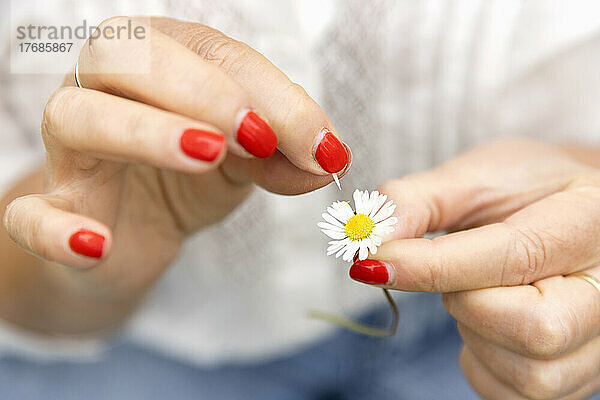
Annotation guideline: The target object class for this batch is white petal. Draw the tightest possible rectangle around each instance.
[331,201,355,222]
[343,250,355,262]
[365,191,378,215]
[342,253,351,262]
[338,241,358,261]
[342,241,360,262]
[317,222,344,232]
[327,248,340,256]
[369,234,383,247]
[335,245,347,258]
[373,201,396,224]
[363,236,377,251]
[375,228,394,239]
[353,190,365,214]
[321,229,346,239]
[332,238,351,257]
[328,238,349,246]
[370,190,379,202]
[375,216,398,228]
[322,212,344,227]
[327,238,345,247]
[377,199,393,212]
[360,192,371,215]
[327,205,350,224]
[369,194,387,218]
[361,191,370,214]
[358,241,369,260]
[366,238,378,255]
[327,239,348,254]
[372,225,394,238]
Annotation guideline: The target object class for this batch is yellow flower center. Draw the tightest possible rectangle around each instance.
[345,214,374,241]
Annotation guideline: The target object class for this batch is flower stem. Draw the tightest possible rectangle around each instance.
[307,288,399,337]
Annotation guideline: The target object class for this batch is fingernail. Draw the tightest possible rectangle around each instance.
[236,110,278,158]
[349,259,393,285]
[69,230,105,259]
[180,129,225,162]
[314,129,349,173]
[338,142,353,178]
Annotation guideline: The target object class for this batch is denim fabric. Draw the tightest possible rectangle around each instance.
[0,293,595,400]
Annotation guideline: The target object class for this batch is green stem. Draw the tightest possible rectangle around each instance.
[307,288,399,337]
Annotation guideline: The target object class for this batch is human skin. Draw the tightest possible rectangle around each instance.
[349,138,600,399]
[3,16,600,400]
[0,16,350,336]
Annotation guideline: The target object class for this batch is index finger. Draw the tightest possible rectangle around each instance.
[77,17,276,159]
[152,17,351,176]
[350,185,600,292]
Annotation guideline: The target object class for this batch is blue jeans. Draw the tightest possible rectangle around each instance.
[0,293,593,400]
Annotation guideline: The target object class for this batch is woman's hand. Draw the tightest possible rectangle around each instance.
[1,16,350,334]
[348,138,600,399]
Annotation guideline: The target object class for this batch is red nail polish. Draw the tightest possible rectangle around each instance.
[349,259,390,285]
[69,230,105,259]
[315,131,348,173]
[180,129,225,162]
[236,111,278,158]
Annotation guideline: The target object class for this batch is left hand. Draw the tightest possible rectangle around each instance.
[349,137,600,399]
[1,16,350,334]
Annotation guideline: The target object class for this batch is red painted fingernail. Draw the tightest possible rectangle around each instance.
[69,230,105,259]
[349,259,392,285]
[314,130,349,173]
[180,129,225,162]
[236,111,278,158]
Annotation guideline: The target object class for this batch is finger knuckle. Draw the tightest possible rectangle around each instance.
[409,239,444,292]
[516,361,564,400]
[506,225,547,285]
[284,82,311,107]
[187,73,248,118]
[523,307,570,359]
[185,25,250,71]
[3,196,47,258]
[409,264,439,292]
[277,82,320,126]
[121,110,151,150]
[2,197,21,237]
[87,16,132,59]
[42,87,77,139]
[566,171,600,189]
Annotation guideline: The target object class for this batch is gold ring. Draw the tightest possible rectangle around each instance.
[74,62,82,88]
[567,272,600,294]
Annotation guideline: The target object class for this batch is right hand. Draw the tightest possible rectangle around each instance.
[3,17,351,303]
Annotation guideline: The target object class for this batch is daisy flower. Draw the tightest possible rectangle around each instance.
[318,190,398,262]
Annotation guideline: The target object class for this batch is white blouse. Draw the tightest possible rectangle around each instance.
[1,0,599,365]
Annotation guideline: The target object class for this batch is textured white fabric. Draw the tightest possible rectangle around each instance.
[1,0,600,365]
